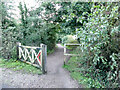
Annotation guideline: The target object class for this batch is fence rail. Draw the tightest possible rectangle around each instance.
[64,43,81,64]
[17,42,47,74]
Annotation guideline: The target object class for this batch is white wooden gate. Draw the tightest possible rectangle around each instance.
[17,42,47,74]
[64,43,81,64]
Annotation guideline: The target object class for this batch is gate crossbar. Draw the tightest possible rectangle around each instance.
[64,43,81,64]
[17,42,47,74]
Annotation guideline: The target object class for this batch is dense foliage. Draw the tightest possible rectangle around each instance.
[75,3,120,88]
[62,35,78,44]
[0,1,119,88]
[18,2,56,50]
[0,1,18,59]
[1,1,57,59]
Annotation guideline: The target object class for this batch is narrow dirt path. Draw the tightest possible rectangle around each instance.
[1,44,81,88]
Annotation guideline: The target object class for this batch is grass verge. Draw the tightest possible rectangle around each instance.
[63,53,103,88]
[47,49,54,55]
[0,58,42,75]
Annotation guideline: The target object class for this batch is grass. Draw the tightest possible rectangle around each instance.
[63,50,103,88]
[47,49,54,55]
[0,58,42,75]
[47,45,59,55]
[47,44,60,54]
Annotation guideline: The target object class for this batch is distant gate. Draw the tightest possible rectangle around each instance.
[17,42,47,74]
[64,43,81,64]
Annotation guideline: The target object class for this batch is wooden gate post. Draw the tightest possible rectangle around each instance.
[44,44,47,73]
[64,44,66,65]
[41,44,47,74]
[16,42,21,60]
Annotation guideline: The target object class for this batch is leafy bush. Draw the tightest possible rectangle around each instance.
[76,3,120,88]
[1,26,19,59]
[62,35,78,44]
[56,33,63,43]
[0,2,18,59]
[1,2,57,59]
[18,2,56,51]
[64,56,103,88]
[62,35,68,44]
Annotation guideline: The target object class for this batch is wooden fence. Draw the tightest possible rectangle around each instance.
[64,43,81,64]
[17,42,47,74]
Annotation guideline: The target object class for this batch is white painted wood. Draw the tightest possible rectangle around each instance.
[64,43,81,64]
[64,44,66,54]
[64,43,81,56]
[18,44,42,67]
[65,43,81,46]
[64,54,81,56]
[21,45,40,49]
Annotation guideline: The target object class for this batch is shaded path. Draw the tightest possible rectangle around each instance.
[1,44,81,88]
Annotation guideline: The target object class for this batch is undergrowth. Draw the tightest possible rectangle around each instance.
[0,58,42,75]
[64,56,103,88]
